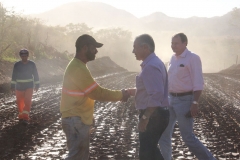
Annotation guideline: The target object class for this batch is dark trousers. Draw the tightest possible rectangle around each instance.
[139,108,169,160]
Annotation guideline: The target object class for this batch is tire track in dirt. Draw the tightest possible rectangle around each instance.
[0,72,239,159]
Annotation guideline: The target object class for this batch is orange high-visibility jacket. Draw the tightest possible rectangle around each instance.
[60,58,122,125]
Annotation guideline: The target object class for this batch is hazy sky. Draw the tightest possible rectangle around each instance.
[1,0,240,18]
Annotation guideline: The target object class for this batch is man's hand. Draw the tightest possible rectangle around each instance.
[190,103,199,117]
[190,90,202,118]
[34,88,39,92]
[121,89,130,102]
[127,88,136,96]
[138,118,149,132]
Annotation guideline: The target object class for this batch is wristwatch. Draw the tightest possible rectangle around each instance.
[192,101,198,105]
[142,114,148,120]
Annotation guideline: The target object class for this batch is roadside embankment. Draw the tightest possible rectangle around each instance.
[0,56,127,93]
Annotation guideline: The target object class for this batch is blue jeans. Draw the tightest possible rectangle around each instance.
[62,116,91,160]
[159,95,216,160]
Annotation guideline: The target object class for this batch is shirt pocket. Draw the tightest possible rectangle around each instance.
[177,66,189,79]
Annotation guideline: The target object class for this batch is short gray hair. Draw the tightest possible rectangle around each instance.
[135,34,155,53]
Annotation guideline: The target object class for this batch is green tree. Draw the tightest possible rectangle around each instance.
[66,23,93,39]
[231,7,240,28]
[0,2,18,59]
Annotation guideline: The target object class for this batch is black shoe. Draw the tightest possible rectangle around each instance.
[19,119,29,125]
[22,120,29,125]
[18,119,24,123]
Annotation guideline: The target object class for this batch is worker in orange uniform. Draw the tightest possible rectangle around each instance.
[11,49,40,124]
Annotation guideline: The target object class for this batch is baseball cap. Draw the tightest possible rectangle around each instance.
[19,49,29,55]
[75,34,103,49]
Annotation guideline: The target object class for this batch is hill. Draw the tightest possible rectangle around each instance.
[32,2,239,37]
[140,12,238,36]
[0,56,127,93]
[31,2,143,30]
[29,2,240,73]
[219,64,240,75]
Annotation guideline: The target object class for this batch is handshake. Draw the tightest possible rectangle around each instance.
[121,88,136,102]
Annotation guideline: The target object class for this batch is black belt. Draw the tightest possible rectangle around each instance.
[139,107,168,113]
[159,107,169,110]
[170,91,193,97]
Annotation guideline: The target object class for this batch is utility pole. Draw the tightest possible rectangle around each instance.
[236,55,238,65]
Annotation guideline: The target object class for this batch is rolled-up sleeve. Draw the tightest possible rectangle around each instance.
[189,55,204,91]
[141,65,165,108]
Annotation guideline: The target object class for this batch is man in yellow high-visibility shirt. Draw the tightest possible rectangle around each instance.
[60,34,129,160]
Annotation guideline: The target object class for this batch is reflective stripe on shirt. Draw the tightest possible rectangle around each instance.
[22,111,29,114]
[11,81,16,84]
[16,79,33,83]
[62,88,85,96]
[34,81,40,84]
[84,82,98,94]
[62,82,98,97]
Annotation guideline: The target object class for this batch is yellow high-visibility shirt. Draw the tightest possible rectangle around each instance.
[60,58,122,125]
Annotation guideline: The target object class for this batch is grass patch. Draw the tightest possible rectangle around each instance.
[1,56,17,63]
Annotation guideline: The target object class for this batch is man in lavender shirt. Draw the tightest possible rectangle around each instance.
[159,33,216,160]
[127,34,169,160]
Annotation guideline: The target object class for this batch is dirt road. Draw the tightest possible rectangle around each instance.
[0,72,239,159]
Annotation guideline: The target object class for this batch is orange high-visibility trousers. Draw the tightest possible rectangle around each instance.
[15,88,33,120]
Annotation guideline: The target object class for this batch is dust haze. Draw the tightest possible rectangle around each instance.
[21,2,240,72]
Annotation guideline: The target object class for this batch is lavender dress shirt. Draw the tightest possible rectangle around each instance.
[135,53,169,110]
